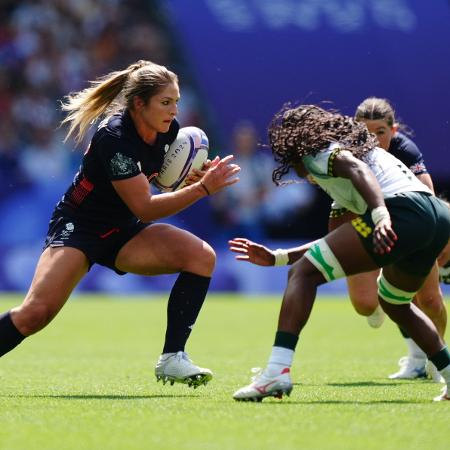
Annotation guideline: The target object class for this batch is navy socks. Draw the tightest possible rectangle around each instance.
[274,331,299,351]
[429,347,450,371]
[162,272,211,353]
[0,311,25,357]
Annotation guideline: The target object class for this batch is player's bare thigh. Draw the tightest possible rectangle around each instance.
[346,270,380,315]
[11,247,89,335]
[416,263,443,306]
[115,223,215,277]
[329,212,380,314]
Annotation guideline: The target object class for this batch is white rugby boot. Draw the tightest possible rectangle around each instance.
[155,351,212,388]
[366,305,385,328]
[233,367,293,402]
[388,356,427,379]
[433,385,449,402]
[426,360,446,384]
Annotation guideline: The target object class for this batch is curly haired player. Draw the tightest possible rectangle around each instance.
[230,104,450,402]
[327,97,448,382]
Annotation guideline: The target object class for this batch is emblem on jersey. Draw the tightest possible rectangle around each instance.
[60,222,75,240]
[351,217,372,238]
[410,162,426,174]
[164,144,170,153]
[110,153,138,176]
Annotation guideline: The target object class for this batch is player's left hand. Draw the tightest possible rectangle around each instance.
[373,218,397,255]
[184,159,212,185]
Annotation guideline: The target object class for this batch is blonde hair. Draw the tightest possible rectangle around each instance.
[61,60,178,143]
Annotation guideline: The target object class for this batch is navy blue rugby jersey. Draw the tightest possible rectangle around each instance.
[54,110,179,227]
[388,132,428,176]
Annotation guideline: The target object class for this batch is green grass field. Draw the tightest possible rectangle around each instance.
[0,293,448,450]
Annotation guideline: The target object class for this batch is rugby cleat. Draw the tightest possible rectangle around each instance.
[155,351,212,388]
[233,367,293,402]
[433,385,449,402]
[388,356,427,379]
[366,305,385,328]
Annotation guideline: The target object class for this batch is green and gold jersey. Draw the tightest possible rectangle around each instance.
[302,144,431,214]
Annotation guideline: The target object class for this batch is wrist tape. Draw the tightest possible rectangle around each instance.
[371,206,390,225]
[273,249,289,266]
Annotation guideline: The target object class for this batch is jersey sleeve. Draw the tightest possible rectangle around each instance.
[391,134,428,175]
[96,134,142,181]
[302,144,341,177]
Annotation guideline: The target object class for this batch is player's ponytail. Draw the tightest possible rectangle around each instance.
[61,60,178,144]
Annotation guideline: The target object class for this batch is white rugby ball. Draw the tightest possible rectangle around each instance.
[154,126,209,192]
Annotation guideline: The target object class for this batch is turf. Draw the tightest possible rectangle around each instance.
[0,293,448,450]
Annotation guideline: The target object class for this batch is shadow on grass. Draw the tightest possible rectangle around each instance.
[1,393,200,400]
[256,398,427,405]
[292,380,424,387]
[326,381,414,387]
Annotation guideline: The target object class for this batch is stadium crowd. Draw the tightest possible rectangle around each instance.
[0,0,202,198]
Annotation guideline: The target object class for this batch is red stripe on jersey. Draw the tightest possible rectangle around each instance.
[100,227,120,239]
[69,176,94,206]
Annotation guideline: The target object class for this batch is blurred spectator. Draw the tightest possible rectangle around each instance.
[262,179,318,238]
[18,128,71,186]
[211,120,273,241]
[0,118,31,201]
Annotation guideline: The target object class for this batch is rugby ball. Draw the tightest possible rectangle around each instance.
[154,126,209,192]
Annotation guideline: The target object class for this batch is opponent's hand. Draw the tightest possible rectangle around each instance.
[199,155,240,195]
[229,238,275,266]
[373,217,397,255]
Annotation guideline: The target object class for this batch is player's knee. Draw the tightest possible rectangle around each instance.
[415,291,445,313]
[287,260,318,286]
[186,241,215,275]
[350,296,377,316]
[13,303,54,336]
[349,288,379,315]
[203,242,216,269]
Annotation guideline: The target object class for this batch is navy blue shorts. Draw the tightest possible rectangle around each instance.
[43,214,149,275]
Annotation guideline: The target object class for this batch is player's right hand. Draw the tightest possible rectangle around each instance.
[201,155,240,195]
